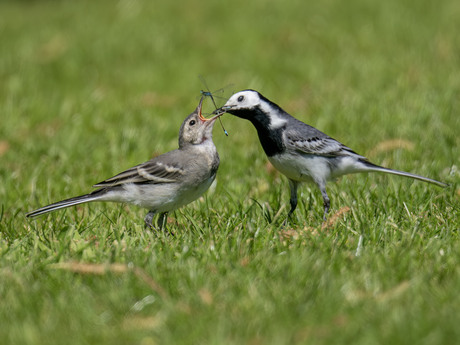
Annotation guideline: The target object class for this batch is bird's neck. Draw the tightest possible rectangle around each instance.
[249,106,286,157]
[196,140,220,176]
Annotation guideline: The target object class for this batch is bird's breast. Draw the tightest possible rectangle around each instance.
[268,153,333,183]
[254,127,285,157]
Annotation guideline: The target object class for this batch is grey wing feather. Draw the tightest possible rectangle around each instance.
[93,150,186,187]
[284,121,366,159]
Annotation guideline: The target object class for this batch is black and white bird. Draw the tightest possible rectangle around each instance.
[218,89,447,222]
[27,97,222,229]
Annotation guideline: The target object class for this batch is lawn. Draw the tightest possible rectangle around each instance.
[0,0,459,344]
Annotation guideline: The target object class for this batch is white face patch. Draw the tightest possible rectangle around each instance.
[224,90,260,110]
[225,90,286,129]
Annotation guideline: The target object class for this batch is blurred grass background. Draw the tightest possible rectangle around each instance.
[0,0,459,344]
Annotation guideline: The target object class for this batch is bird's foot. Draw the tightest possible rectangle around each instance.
[281,217,289,228]
[281,209,296,228]
[144,211,156,230]
[144,211,174,236]
[157,212,174,236]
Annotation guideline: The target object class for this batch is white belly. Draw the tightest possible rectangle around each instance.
[268,153,366,184]
[101,174,216,213]
[268,153,332,183]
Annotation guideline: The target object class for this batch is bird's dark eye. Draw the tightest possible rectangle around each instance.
[189,120,196,126]
[237,95,244,102]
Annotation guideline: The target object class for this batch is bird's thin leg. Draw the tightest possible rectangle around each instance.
[283,179,299,226]
[318,182,330,222]
[157,212,174,236]
[288,179,299,217]
[157,212,167,229]
[144,210,156,229]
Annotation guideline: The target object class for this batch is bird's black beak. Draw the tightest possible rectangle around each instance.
[211,108,224,115]
[212,105,233,115]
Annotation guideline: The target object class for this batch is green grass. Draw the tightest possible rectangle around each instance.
[1,0,459,344]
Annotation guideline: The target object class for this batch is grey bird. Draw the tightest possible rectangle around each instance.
[217,89,447,222]
[27,97,222,229]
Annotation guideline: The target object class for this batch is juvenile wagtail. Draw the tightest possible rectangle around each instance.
[27,97,222,229]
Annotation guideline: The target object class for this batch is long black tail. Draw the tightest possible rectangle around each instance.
[26,191,104,218]
[362,161,448,187]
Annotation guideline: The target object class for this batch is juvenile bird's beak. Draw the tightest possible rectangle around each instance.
[197,96,206,121]
[198,96,223,123]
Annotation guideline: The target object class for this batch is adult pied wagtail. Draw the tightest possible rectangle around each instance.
[27,97,222,229]
[218,90,447,222]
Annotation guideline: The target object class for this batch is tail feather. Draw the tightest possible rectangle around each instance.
[362,161,448,188]
[26,192,104,218]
